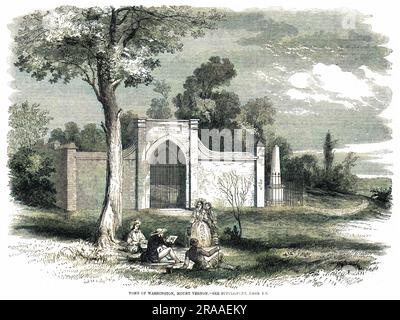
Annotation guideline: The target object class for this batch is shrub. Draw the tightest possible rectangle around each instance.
[8,147,56,208]
[371,187,392,207]
[223,225,241,241]
[284,154,318,186]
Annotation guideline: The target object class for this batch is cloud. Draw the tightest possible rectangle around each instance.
[287,88,327,102]
[237,19,298,46]
[286,63,375,108]
[360,65,391,87]
[280,108,317,116]
[253,70,282,84]
[288,72,317,89]
[313,63,373,100]
[272,63,287,72]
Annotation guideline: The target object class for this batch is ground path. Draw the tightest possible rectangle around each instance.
[305,200,369,216]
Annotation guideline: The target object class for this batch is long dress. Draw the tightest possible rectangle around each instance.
[204,209,219,245]
[190,210,212,248]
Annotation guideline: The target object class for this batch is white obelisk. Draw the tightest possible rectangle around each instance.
[269,145,284,203]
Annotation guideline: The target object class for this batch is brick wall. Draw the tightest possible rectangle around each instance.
[55,144,136,211]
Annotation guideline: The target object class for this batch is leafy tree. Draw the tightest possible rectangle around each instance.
[317,131,355,192]
[312,132,359,193]
[173,91,197,120]
[191,56,237,99]
[49,119,132,150]
[238,96,276,144]
[120,111,138,149]
[323,131,337,175]
[14,5,222,247]
[8,101,53,155]
[64,122,82,149]
[265,134,292,176]
[49,122,82,149]
[146,80,172,119]
[80,123,107,152]
[284,154,318,186]
[209,90,241,130]
[48,128,67,146]
[371,187,392,208]
[339,152,359,191]
[9,147,56,208]
[175,56,240,129]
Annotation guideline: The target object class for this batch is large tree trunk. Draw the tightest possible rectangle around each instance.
[95,82,123,248]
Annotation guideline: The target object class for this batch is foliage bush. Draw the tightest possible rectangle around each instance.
[281,133,359,193]
[9,147,56,208]
[370,187,392,207]
[284,154,318,185]
[223,225,241,241]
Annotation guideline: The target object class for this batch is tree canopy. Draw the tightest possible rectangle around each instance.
[120,111,138,149]
[238,96,276,144]
[8,101,52,155]
[146,79,172,119]
[323,131,337,175]
[174,56,240,129]
[14,6,223,97]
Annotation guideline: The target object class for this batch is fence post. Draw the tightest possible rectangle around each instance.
[256,142,265,207]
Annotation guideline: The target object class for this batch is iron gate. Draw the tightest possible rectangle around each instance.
[150,164,186,208]
[266,172,304,206]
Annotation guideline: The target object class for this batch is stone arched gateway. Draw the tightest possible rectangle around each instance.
[54,119,265,211]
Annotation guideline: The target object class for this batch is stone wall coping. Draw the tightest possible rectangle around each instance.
[76,152,107,160]
[138,118,193,123]
[198,138,257,161]
[75,144,137,160]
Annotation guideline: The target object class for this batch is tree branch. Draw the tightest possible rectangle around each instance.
[131,7,198,23]
[121,17,152,47]
[119,7,209,48]
[101,121,107,134]
[111,78,123,89]
[56,59,101,101]
[115,7,131,25]
[109,7,117,45]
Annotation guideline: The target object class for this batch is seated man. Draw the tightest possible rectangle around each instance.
[126,220,147,254]
[140,228,181,264]
[182,238,223,270]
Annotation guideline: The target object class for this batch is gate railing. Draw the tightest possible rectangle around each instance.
[150,164,186,209]
[266,173,304,206]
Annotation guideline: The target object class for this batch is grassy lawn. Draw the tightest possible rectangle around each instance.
[354,177,392,197]
[9,187,390,287]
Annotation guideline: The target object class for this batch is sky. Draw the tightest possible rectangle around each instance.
[9,6,394,174]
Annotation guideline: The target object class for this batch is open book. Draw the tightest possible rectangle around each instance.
[166,235,178,244]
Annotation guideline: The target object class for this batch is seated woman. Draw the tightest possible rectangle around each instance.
[140,228,181,264]
[126,220,147,254]
[182,238,223,270]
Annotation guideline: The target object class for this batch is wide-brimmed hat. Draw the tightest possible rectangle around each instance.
[151,228,166,236]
